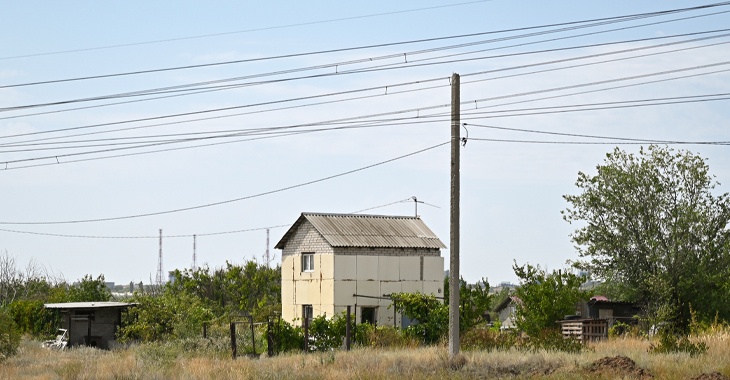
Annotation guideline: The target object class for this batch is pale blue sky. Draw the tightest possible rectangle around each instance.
[1,1,729,286]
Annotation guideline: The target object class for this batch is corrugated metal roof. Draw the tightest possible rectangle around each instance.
[44,302,137,309]
[275,212,446,249]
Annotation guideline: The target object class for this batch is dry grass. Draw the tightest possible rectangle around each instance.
[2,334,730,380]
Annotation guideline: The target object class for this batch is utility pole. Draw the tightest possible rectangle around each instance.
[156,229,164,285]
[448,73,461,358]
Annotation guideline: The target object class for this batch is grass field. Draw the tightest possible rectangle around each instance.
[2,333,730,380]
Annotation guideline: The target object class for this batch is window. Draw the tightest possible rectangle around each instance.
[301,253,314,272]
[302,304,313,324]
[361,306,377,325]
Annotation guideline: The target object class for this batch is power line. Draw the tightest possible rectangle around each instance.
[0,141,449,224]
[0,1,495,61]
[0,225,291,239]
[0,194,428,238]
[6,24,729,114]
[3,92,726,153]
[4,31,728,148]
[5,30,729,145]
[467,138,730,145]
[3,65,728,169]
[3,2,728,90]
[464,123,730,144]
[3,55,729,170]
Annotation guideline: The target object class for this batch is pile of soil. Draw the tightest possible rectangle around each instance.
[587,355,653,379]
[690,373,730,380]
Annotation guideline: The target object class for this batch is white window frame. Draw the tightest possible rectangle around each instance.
[301,253,314,272]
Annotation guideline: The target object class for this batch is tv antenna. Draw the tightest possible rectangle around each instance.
[408,196,440,217]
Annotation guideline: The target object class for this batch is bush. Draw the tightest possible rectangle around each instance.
[0,308,21,361]
[8,299,58,337]
[649,331,708,357]
[462,327,517,352]
[361,325,420,348]
[519,328,583,353]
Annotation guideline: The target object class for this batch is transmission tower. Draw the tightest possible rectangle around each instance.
[265,228,270,267]
[156,229,164,284]
[192,234,197,271]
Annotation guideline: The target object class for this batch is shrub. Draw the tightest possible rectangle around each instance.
[649,331,708,357]
[462,327,516,352]
[362,325,420,348]
[0,308,21,361]
[519,328,583,353]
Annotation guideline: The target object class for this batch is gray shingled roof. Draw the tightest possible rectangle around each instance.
[275,213,446,250]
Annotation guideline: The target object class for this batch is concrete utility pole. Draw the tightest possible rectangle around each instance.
[448,73,461,357]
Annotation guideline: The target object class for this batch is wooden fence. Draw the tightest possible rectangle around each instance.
[559,319,608,344]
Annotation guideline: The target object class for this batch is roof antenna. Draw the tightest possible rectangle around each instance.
[410,196,440,217]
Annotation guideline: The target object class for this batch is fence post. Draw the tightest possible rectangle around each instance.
[203,322,207,339]
[303,316,309,352]
[346,305,351,351]
[230,322,237,359]
[267,317,274,357]
[249,315,256,357]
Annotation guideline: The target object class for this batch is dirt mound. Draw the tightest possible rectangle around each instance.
[587,355,653,379]
[691,373,730,380]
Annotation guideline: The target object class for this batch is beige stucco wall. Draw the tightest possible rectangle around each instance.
[280,221,444,326]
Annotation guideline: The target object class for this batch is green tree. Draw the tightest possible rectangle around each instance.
[68,274,112,302]
[167,261,280,320]
[512,262,585,337]
[563,146,730,328]
[443,276,493,331]
[0,307,20,361]
[391,292,448,343]
[118,291,213,342]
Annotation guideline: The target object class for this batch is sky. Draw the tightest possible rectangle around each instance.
[1,1,729,286]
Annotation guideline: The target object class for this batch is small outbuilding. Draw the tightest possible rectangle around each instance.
[44,302,136,349]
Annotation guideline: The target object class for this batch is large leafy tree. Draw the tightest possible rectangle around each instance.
[563,145,730,328]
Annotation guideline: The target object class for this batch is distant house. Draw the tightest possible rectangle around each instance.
[276,212,446,327]
[494,296,520,330]
[44,302,136,349]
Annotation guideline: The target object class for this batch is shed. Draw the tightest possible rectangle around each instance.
[276,212,446,327]
[44,302,136,349]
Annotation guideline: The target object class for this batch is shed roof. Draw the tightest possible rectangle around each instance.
[44,302,136,309]
[275,212,446,250]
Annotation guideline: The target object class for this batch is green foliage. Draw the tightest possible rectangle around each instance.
[118,291,214,342]
[7,299,58,337]
[308,314,345,351]
[389,277,492,345]
[270,317,304,352]
[519,328,584,353]
[443,277,493,331]
[649,331,708,357]
[67,274,111,302]
[608,320,634,337]
[512,262,586,337]
[563,146,730,329]
[361,325,420,348]
[391,292,448,344]
[167,261,280,320]
[461,327,517,352]
[0,307,20,361]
